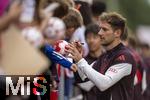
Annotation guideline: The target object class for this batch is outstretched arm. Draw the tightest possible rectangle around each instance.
[44,44,77,72]
[0,1,22,32]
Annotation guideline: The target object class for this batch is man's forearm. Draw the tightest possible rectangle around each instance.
[77,58,132,91]
[0,15,13,32]
[78,81,95,91]
[77,59,112,91]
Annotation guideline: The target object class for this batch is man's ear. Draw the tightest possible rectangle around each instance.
[114,29,122,38]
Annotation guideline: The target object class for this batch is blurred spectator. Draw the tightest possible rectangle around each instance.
[64,0,75,8]
[140,43,150,100]
[43,17,66,45]
[52,1,69,19]
[41,16,66,90]
[21,0,44,48]
[74,0,93,26]
[63,8,89,56]
[128,37,145,100]
[84,23,103,64]
[78,23,104,100]
[63,8,82,41]
[21,0,70,48]
[0,0,22,71]
[91,1,106,24]
[19,0,35,27]
[20,1,68,99]
[140,43,150,59]
[0,0,79,100]
[0,0,22,32]
[0,1,22,99]
[62,8,83,100]
[122,33,145,100]
[0,0,9,16]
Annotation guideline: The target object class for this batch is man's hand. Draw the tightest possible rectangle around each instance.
[70,64,77,72]
[8,1,22,21]
[65,42,83,63]
[0,1,22,32]
[73,41,83,54]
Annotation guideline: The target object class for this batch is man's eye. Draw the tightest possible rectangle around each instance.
[101,28,107,31]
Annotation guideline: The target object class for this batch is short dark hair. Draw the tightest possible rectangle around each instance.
[75,1,93,26]
[99,12,126,39]
[85,23,100,37]
[91,1,106,16]
[53,1,69,18]
[121,27,128,41]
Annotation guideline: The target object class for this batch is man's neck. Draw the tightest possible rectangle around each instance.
[105,39,121,51]
[89,48,102,58]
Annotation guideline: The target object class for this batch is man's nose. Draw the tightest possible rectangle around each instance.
[98,29,103,35]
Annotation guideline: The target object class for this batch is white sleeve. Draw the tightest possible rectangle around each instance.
[77,62,96,91]
[77,61,95,81]
[78,81,95,91]
[142,70,147,93]
[77,58,132,91]
[77,68,87,81]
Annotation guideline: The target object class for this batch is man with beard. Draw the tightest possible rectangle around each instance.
[66,12,136,100]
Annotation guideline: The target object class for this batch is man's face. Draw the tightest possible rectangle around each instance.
[86,33,101,52]
[98,20,115,46]
[65,27,75,39]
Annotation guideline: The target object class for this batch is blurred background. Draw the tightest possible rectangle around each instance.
[106,0,150,45]
[0,0,150,100]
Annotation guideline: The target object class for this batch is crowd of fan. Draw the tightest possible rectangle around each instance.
[0,0,150,100]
